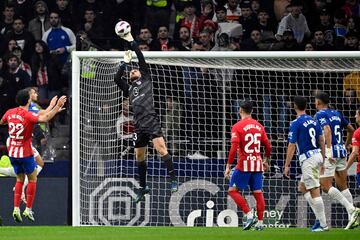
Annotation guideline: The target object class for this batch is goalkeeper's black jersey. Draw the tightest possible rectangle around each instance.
[114,41,158,130]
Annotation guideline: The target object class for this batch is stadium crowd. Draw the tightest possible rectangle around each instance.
[0,0,359,157]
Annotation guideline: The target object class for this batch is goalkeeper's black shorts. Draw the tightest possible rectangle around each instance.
[133,116,163,148]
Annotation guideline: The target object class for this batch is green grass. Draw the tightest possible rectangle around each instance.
[0,227,359,240]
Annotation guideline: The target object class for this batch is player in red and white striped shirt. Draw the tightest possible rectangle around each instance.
[225,100,271,230]
[0,88,66,223]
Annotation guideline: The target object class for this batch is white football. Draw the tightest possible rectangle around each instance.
[115,20,131,37]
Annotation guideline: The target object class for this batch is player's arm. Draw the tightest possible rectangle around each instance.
[225,141,239,179]
[284,143,296,178]
[38,96,66,123]
[129,41,149,76]
[346,145,358,171]
[344,123,355,151]
[114,62,130,98]
[261,128,272,170]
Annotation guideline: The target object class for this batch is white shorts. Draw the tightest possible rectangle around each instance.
[320,157,347,178]
[300,152,322,190]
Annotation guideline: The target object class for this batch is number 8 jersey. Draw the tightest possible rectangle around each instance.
[1,107,38,158]
[230,118,271,172]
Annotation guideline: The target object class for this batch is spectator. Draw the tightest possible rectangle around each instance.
[31,40,64,102]
[222,0,242,23]
[198,29,214,51]
[344,31,359,50]
[257,8,277,41]
[3,54,31,108]
[175,2,205,40]
[137,41,150,51]
[304,42,315,51]
[1,38,18,58]
[342,0,360,18]
[12,46,32,78]
[334,9,348,49]
[0,57,10,117]
[54,0,75,31]
[2,16,35,63]
[347,16,360,33]
[176,26,193,51]
[163,97,182,155]
[276,0,311,44]
[318,8,335,46]
[42,11,76,66]
[28,0,51,41]
[116,98,134,159]
[77,7,104,48]
[251,0,261,14]
[212,32,237,51]
[137,26,153,45]
[312,28,334,51]
[239,2,258,39]
[12,0,35,23]
[151,26,174,51]
[241,29,261,50]
[0,3,15,38]
[144,0,172,36]
[278,28,301,51]
[214,6,228,23]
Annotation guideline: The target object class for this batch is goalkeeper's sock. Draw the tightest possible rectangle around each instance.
[0,167,16,177]
[137,161,147,188]
[312,196,327,227]
[304,192,317,216]
[253,192,265,221]
[162,154,176,181]
[228,191,251,214]
[328,187,355,213]
[26,182,37,209]
[14,181,24,208]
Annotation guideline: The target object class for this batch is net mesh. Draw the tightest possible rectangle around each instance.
[75,55,360,227]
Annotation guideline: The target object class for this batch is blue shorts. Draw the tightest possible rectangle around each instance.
[10,156,37,175]
[229,169,263,191]
[357,173,360,187]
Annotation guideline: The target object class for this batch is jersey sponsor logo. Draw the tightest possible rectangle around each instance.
[133,87,139,96]
[136,81,141,85]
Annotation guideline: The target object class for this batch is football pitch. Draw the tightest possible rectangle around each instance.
[0,227,359,240]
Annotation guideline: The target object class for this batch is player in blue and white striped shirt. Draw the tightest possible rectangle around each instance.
[314,91,359,230]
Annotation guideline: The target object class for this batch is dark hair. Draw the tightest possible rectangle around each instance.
[294,96,307,111]
[240,100,253,114]
[215,6,226,13]
[16,88,30,106]
[315,91,329,104]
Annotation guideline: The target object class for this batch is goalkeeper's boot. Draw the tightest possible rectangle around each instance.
[312,225,329,232]
[135,186,150,203]
[311,220,320,231]
[23,208,35,222]
[243,217,257,230]
[170,180,178,193]
[12,208,22,223]
[349,219,360,229]
[345,207,360,230]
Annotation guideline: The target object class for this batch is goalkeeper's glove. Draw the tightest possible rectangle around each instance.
[123,50,132,63]
[122,32,134,42]
[325,146,333,159]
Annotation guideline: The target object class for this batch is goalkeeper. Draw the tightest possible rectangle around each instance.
[114,32,178,203]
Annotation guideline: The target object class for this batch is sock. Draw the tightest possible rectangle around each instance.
[26,182,37,209]
[312,196,327,227]
[341,189,354,220]
[229,191,251,215]
[253,192,265,221]
[328,187,354,214]
[137,161,147,188]
[162,154,176,181]
[36,166,43,175]
[14,181,24,208]
[304,192,317,219]
[0,167,16,177]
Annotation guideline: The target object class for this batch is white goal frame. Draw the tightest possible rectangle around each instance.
[72,51,360,226]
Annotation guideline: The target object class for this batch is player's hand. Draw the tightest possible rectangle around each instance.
[122,32,134,42]
[56,96,67,111]
[224,166,231,180]
[345,144,352,153]
[283,165,290,178]
[124,50,132,63]
[49,96,58,108]
[320,164,325,176]
[263,158,269,172]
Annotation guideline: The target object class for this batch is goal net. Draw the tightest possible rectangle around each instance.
[72,51,360,227]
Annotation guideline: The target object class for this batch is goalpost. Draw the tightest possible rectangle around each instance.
[72,51,360,227]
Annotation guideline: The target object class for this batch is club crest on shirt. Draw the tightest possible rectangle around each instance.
[133,87,139,96]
